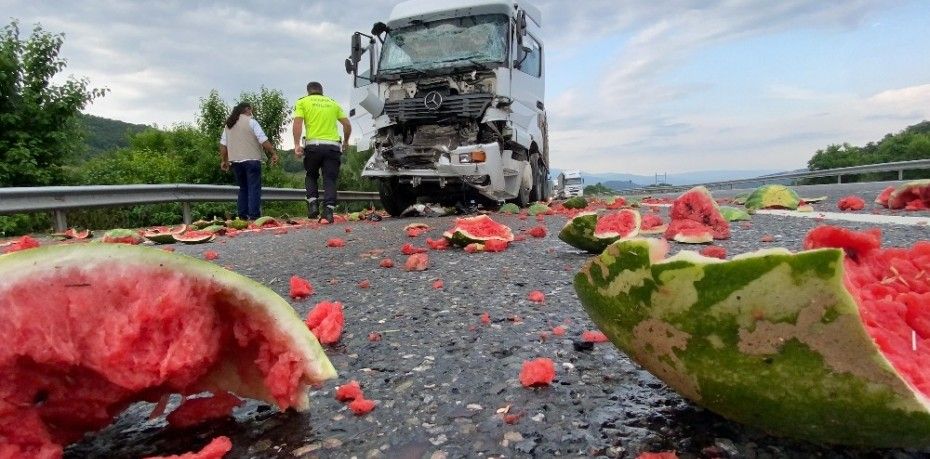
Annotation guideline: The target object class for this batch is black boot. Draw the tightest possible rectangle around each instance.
[321,205,335,224]
[306,198,319,219]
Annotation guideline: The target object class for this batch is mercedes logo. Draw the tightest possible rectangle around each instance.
[423,91,443,111]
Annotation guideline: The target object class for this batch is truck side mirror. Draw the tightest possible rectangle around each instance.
[350,33,363,65]
[515,11,527,44]
[371,22,390,38]
[344,58,355,75]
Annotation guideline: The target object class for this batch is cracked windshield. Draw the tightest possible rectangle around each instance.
[379,14,507,74]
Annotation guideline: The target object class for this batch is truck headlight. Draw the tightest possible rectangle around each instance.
[458,150,486,164]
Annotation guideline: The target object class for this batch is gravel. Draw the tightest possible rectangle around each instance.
[66,200,930,458]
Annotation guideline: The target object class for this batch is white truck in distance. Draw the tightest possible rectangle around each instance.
[556,169,583,199]
[344,0,549,216]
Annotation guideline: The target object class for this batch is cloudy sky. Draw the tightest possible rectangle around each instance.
[5,0,930,175]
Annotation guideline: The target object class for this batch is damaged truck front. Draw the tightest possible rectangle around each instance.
[344,0,549,216]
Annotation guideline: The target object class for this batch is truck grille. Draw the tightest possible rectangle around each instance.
[384,93,493,122]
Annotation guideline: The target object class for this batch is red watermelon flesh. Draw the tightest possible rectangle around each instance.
[876,186,895,207]
[669,187,730,239]
[663,219,714,244]
[804,226,930,399]
[888,182,930,210]
[594,210,640,239]
[166,392,242,428]
[0,245,336,457]
[641,214,664,230]
[144,435,232,459]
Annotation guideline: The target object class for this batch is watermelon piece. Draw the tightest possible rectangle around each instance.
[559,210,641,253]
[719,206,751,222]
[166,392,242,428]
[175,231,215,244]
[876,186,895,207]
[1,235,40,254]
[432,279,444,289]
[289,275,314,299]
[463,243,485,253]
[143,435,232,459]
[253,216,280,228]
[326,238,346,248]
[404,222,430,237]
[664,219,714,244]
[53,228,93,240]
[636,452,678,459]
[101,229,143,245]
[334,380,363,402]
[426,238,450,250]
[442,215,514,247]
[304,301,344,345]
[404,253,429,272]
[699,245,727,259]
[527,202,551,216]
[201,225,227,235]
[202,250,219,261]
[401,243,427,255]
[527,226,547,238]
[887,180,930,210]
[581,330,609,343]
[379,259,394,268]
[744,184,801,211]
[348,397,376,415]
[639,214,667,235]
[574,231,930,447]
[837,195,866,211]
[483,239,509,252]
[519,358,555,387]
[226,219,249,230]
[499,203,521,214]
[606,196,627,209]
[357,279,371,289]
[528,290,545,303]
[668,186,729,239]
[0,244,336,456]
[144,225,187,244]
[552,325,566,336]
[562,197,588,209]
[480,312,490,325]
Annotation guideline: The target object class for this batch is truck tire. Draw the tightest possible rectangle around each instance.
[530,155,547,202]
[378,178,416,217]
[508,169,532,207]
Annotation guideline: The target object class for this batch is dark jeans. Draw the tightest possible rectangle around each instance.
[231,160,262,220]
[303,145,341,207]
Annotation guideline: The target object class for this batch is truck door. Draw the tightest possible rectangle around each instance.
[509,15,545,152]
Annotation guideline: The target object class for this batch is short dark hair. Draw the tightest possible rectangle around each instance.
[307,82,323,94]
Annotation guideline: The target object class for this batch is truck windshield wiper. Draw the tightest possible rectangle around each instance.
[383,66,430,78]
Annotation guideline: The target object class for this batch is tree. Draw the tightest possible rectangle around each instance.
[196,89,227,149]
[584,182,614,196]
[197,87,289,149]
[0,21,107,187]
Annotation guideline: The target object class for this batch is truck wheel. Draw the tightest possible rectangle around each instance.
[378,179,416,217]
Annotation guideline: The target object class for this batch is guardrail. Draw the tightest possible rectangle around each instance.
[620,159,930,196]
[0,184,379,232]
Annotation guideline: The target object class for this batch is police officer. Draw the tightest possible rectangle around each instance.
[292,82,352,223]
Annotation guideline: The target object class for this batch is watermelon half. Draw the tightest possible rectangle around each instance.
[887,180,930,210]
[0,244,336,457]
[574,228,930,447]
[442,215,514,247]
[559,210,641,253]
[666,186,730,241]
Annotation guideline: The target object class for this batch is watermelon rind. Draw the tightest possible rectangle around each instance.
[102,228,143,244]
[442,215,514,247]
[887,179,930,209]
[527,202,550,216]
[559,211,641,253]
[639,224,668,235]
[672,231,713,244]
[800,196,828,204]
[719,206,751,222]
[254,216,280,227]
[574,238,930,447]
[227,219,249,230]
[499,203,521,214]
[175,233,216,244]
[0,244,337,410]
[143,225,188,244]
[744,185,801,211]
[562,197,588,209]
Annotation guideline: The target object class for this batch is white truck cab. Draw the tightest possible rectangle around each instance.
[556,169,583,199]
[344,0,549,216]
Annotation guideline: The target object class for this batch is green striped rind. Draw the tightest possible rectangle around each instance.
[719,206,751,222]
[0,244,337,410]
[442,215,515,247]
[499,203,521,214]
[563,197,588,209]
[744,185,801,211]
[528,202,550,216]
[558,212,612,253]
[574,239,930,447]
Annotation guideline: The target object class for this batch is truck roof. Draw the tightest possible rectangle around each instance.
[387,0,542,29]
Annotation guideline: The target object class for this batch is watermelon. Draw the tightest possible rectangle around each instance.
[719,206,750,222]
[639,214,667,235]
[875,186,895,207]
[837,195,866,211]
[559,210,641,253]
[53,228,92,240]
[404,223,430,237]
[175,231,216,244]
[143,225,188,244]
[442,215,514,247]
[101,228,143,245]
[664,218,714,244]
[574,228,930,447]
[744,184,801,211]
[667,186,730,240]
[253,216,280,227]
[499,203,521,214]
[527,202,551,216]
[887,180,930,210]
[562,197,588,209]
[226,218,249,230]
[0,244,336,456]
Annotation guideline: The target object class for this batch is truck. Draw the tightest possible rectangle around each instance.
[555,169,583,199]
[344,0,549,216]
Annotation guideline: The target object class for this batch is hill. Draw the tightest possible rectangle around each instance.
[79,114,150,158]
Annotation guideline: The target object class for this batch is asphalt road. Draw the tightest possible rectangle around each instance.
[65,182,930,458]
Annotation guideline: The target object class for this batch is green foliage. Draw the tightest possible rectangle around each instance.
[78,113,148,158]
[584,182,614,196]
[0,20,107,186]
[339,147,377,192]
[237,86,290,147]
[197,89,227,149]
[805,121,930,183]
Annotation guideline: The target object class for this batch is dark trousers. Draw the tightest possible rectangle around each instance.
[231,160,262,220]
[303,145,341,207]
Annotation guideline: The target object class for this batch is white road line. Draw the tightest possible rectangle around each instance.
[641,203,930,226]
[757,209,930,226]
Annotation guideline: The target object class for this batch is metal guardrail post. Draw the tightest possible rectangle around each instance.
[53,210,67,233]
[899,170,904,180]
[837,175,842,184]
[181,202,192,225]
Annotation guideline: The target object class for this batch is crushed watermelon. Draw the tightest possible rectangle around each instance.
[432,279,444,289]
[334,380,363,402]
[289,275,314,299]
[837,196,866,211]
[581,330,609,343]
[1,235,40,254]
[143,436,233,459]
[304,301,345,345]
[166,392,242,428]
[528,226,547,238]
[404,253,429,272]
[636,452,679,459]
[348,397,376,415]
[805,226,930,399]
[202,250,219,261]
[480,312,491,325]
[699,246,727,259]
[401,243,427,255]
[527,290,545,303]
[326,238,346,248]
[552,325,566,336]
[483,239,509,252]
[379,259,394,268]
[426,238,450,250]
[519,358,556,387]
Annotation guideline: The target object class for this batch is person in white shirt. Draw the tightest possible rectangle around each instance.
[219,102,278,220]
